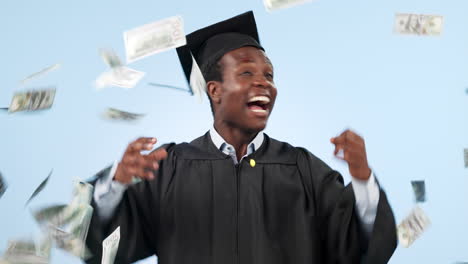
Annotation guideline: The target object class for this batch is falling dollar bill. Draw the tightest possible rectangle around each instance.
[47,226,91,259]
[8,88,56,113]
[33,204,90,238]
[397,206,431,247]
[20,63,60,85]
[31,180,94,259]
[33,204,70,226]
[33,181,93,226]
[95,66,145,89]
[0,171,7,199]
[263,0,313,11]
[99,48,123,68]
[70,180,94,205]
[102,226,120,264]
[68,205,93,244]
[50,208,93,259]
[1,237,51,264]
[65,181,94,255]
[25,170,53,207]
[190,54,206,102]
[411,180,426,203]
[124,15,186,64]
[103,107,145,122]
[394,13,443,36]
[464,148,468,168]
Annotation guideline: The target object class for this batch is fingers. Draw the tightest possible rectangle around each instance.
[330,129,361,145]
[330,129,365,161]
[331,130,363,151]
[120,155,156,180]
[342,148,367,165]
[122,148,166,168]
[127,137,157,153]
[149,148,168,161]
[330,129,371,180]
[122,164,155,180]
[333,144,345,158]
[115,137,165,183]
[333,146,366,163]
[115,160,155,183]
[122,154,159,170]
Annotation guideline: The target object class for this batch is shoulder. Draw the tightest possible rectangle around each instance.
[266,135,332,172]
[253,135,302,165]
[265,135,297,154]
[165,132,227,160]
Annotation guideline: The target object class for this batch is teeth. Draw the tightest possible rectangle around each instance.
[251,109,267,113]
[248,96,270,104]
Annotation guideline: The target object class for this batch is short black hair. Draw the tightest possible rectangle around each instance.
[200,57,224,116]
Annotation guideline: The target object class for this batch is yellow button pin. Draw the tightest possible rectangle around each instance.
[250,159,256,168]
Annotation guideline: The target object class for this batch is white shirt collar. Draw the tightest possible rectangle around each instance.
[209,126,264,164]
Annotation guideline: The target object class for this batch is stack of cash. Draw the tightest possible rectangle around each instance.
[31,180,94,259]
[9,62,60,113]
[397,206,431,247]
[8,88,56,113]
[47,225,91,259]
[1,237,51,264]
[70,181,93,205]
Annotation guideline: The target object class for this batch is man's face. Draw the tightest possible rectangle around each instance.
[213,46,277,133]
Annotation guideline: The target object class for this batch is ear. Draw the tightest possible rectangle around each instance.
[207,80,222,104]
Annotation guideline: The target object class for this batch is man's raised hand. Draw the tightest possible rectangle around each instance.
[330,129,371,181]
[114,137,168,184]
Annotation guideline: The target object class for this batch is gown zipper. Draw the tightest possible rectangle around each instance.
[235,162,241,263]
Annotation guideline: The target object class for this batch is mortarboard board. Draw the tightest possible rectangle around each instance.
[176,11,264,95]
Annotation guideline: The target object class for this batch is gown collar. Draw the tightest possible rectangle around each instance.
[209,126,264,164]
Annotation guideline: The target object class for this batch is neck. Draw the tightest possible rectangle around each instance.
[214,120,258,161]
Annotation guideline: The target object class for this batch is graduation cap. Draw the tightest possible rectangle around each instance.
[176,11,264,96]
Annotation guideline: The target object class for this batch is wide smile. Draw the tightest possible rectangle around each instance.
[246,95,270,116]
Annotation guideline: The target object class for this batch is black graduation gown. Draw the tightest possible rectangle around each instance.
[86,132,397,264]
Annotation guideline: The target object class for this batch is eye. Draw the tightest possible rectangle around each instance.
[240,71,253,76]
[265,72,274,80]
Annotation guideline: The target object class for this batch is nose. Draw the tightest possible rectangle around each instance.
[252,74,271,88]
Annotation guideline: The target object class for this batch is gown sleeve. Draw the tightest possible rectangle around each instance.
[85,143,176,264]
[296,148,397,264]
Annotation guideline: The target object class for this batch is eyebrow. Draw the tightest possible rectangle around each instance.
[236,56,274,68]
[239,57,254,63]
[230,50,275,72]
